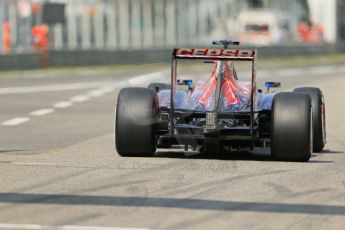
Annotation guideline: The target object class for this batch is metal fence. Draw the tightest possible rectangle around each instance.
[0,0,327,54]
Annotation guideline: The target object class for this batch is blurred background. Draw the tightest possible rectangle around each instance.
[0,0,344,69]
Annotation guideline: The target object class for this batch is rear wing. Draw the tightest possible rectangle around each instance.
[170,47,257,139]
[173,48,256,61]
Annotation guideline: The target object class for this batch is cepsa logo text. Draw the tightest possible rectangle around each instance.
[175,48,255,58]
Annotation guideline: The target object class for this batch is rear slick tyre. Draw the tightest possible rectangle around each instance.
[293,87,326,152]
[115,87,158,157]
[271,92,312,162]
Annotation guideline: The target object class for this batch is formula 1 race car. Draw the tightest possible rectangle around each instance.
[115,40,326,162]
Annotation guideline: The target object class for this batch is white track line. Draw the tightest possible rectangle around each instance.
[88,87,114,98]
[100,86,114,93]
[60,226,150,230]
[2,117,30,126]
[0,223,43,229]
[30,109,55,116]
[1,73,164,127]
[88,89,106,98]
[70,95,90,102]
[0,223,151,230]
[3,162,58,166]
[54,101,74,108]
[0,82,112,95]
[129,72,164,85]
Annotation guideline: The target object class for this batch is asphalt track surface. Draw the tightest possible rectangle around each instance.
[0,64,344,230]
